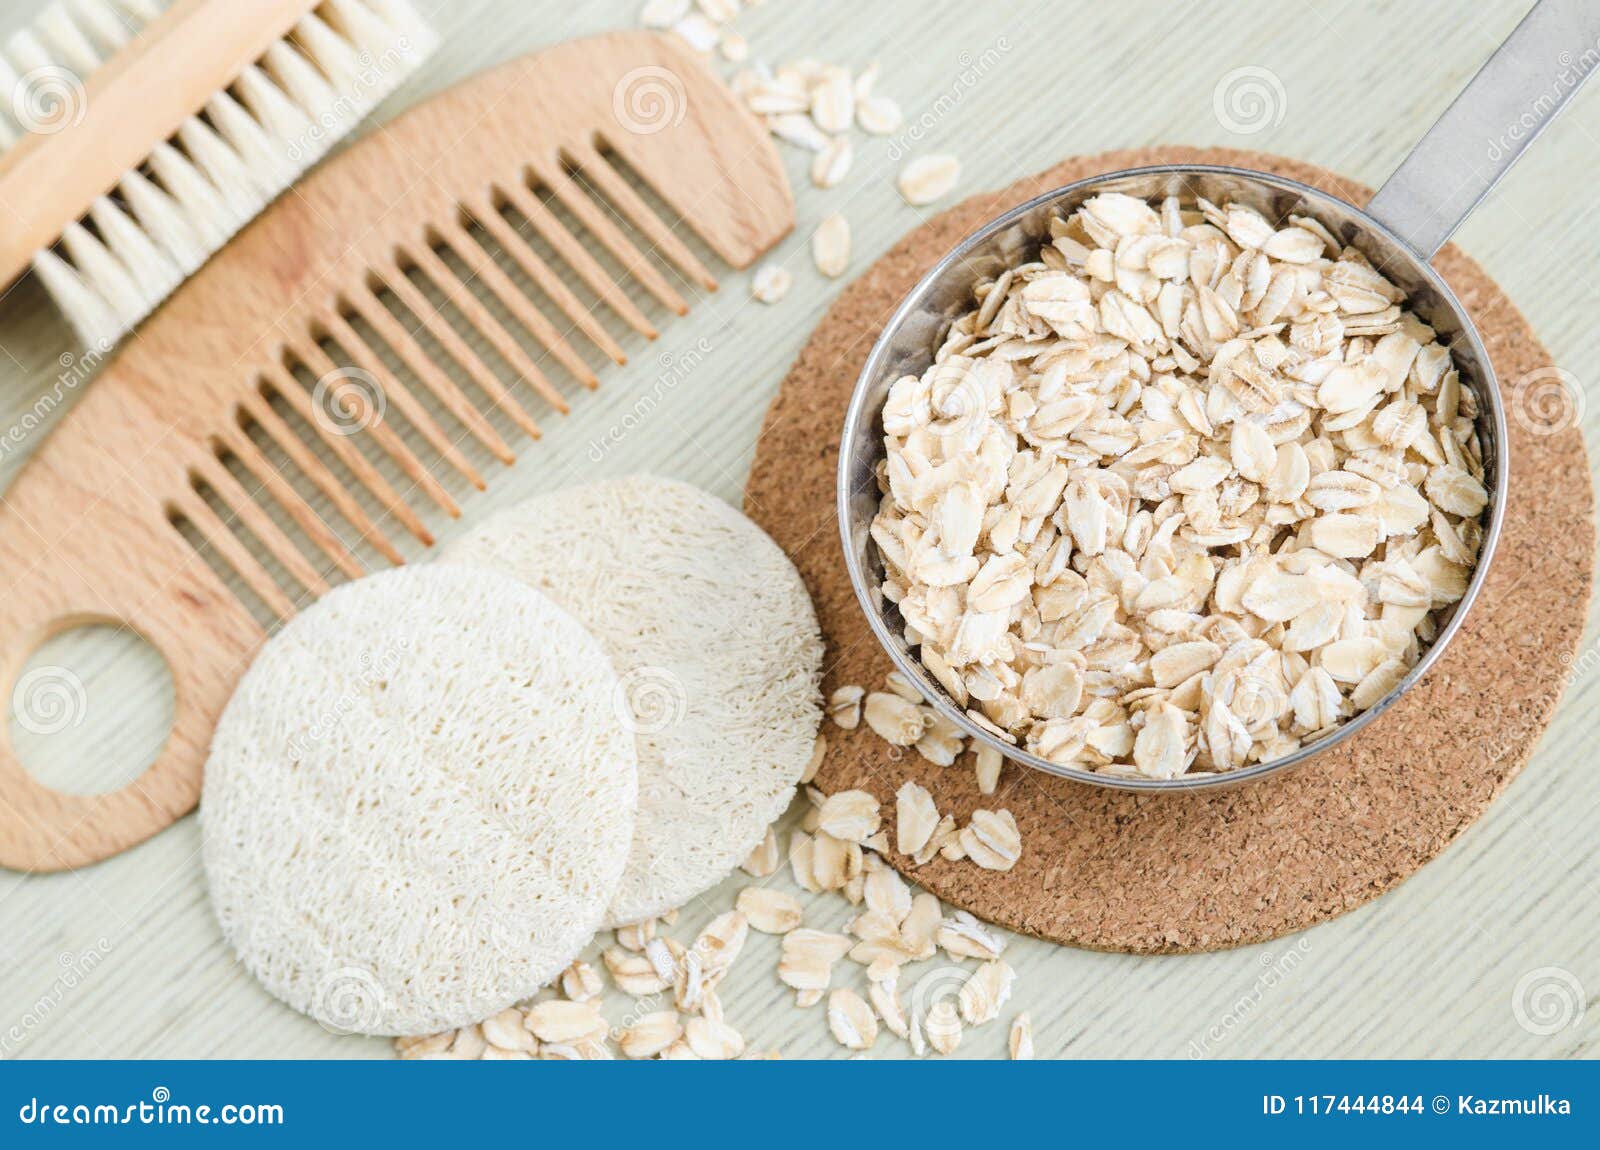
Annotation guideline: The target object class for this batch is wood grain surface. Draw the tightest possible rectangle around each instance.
[0,0,1595,1059]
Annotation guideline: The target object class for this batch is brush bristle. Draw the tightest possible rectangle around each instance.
[2,0,437,350]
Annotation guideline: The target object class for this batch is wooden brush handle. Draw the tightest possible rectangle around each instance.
[0,0,323,288]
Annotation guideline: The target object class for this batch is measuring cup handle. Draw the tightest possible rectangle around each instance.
[1366,0,1600,259]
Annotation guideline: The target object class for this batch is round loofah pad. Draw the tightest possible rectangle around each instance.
[201,565,638,1035]
[440,475,824,926]
[745,147,1595,954]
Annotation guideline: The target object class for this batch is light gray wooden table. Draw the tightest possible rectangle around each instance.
[0,0,1595,1059]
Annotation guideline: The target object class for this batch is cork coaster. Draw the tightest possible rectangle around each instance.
[744,146,1595,954]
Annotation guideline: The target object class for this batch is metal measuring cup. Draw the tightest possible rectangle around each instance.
[839,0,1600,790]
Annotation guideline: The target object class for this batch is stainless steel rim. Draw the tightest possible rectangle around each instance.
[837,163,1510,793]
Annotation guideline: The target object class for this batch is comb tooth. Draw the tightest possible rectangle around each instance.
[432,219,600,388]
[494,180,658,340]
[535,163,689,316]
[239,390,406,566]
[172,488,298,621]
[260,363,435,547]
[375,268,545,441]
[400,245,570,413]
[288,339,461,519]
[219,425,365,581]
[464,200,629,363]
[566,143,717,291]
[343,287,515,464]
[320,311,487,491]
[191,453,329,595]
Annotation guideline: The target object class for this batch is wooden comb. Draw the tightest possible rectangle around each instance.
[0,30,792,871]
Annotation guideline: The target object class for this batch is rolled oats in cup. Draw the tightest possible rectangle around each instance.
[868,192,1487,781]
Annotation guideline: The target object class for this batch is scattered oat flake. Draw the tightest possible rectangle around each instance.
[778,928,852,991]
[828,685,865,729]
[685,1016,746,1059]
[525,999,603,1044]
[924,998,962,1055]
[671,13,719,52]
[737,886,803,934]
[639,0,689,28]
[810,65,854,133]
[560,959,602,1002]
[812,214,851,278]
[769,112,831,151]
[801,733,825,784]
[897,154,961,205]
[618,1010,682,1059]
[480,1008,534,1052]
[974,744,1003,794]
[816,788,880,841]
[857,94,903,135]
[959,960,1015,1025]
[827,988,879,1050]
[870,978,908,1038]
[1008,1013,1034,1059]
[864,691,927,745]
[895,780,939,857]
[751,261,792,304]
[741,825,782,876]
[811,136,852,188]
[960,809,1021,871]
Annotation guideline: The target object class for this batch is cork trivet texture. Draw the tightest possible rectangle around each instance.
[744,147,1595,954]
